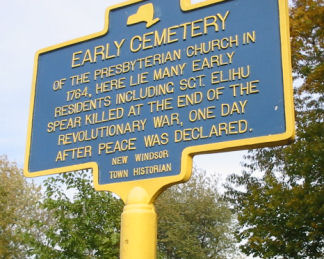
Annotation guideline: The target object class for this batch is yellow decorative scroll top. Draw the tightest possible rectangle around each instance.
[127,3,160,28]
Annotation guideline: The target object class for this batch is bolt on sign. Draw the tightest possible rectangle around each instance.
[25,0,294,202]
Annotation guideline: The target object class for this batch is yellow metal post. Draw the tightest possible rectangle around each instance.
[120,187,157,259]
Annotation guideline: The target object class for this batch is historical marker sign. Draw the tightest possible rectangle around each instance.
[25,0,294,201]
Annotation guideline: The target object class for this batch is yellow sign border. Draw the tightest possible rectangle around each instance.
[24,0,294,203]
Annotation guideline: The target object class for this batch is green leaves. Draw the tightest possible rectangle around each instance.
[290,0,324,95]
[0,155,43,258]
[0,160,238,259]
[156,171,237,259]
[225,1,324,257]
[26,169,238,259]
[30,172,123,258]
[226,115,324,258]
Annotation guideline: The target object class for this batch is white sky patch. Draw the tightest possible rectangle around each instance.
[0,0,125,165]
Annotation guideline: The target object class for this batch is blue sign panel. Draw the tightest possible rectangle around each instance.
[25,0,294,196]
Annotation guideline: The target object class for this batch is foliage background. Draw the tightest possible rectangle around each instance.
[225,0,324,258]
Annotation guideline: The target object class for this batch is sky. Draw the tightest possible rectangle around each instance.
[0,0,246,187]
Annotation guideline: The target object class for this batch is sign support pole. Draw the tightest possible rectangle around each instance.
[120,187,157,259]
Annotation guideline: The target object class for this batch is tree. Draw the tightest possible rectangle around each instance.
[290,0,323,95]
[156,170,237,259]
[225,0,324,258]
[27,171,123,258]
[0,155,43,258]
[28,169,238,259]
